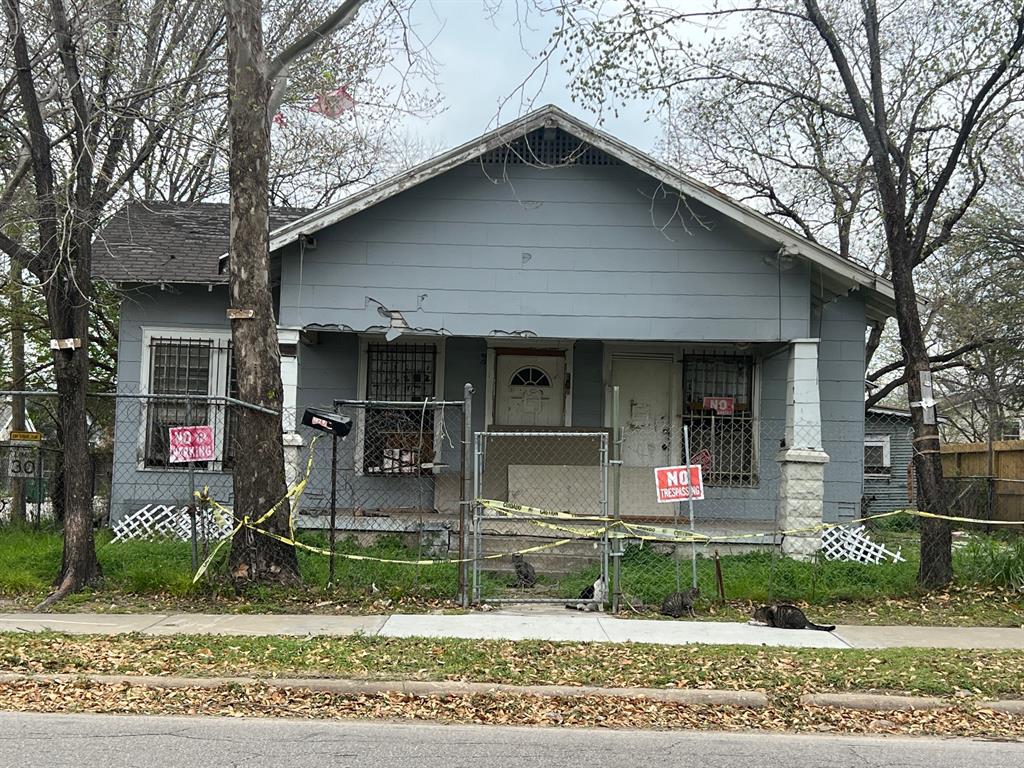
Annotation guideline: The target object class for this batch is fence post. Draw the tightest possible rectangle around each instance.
[459,383,474,607]
[34,440,42,527]
[610,385,622,613]
[684,425,698,589]
[186,397,199,574]
[329,433,338,588]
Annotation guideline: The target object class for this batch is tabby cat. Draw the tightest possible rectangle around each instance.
[510,553,537,588]
[660,586,700,618]
[750,604,835,632]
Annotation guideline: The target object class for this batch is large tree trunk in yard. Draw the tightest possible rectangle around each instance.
[9,257,26,525]
[36,252,101,608]
[225,0,300,585]
[889,250,952,588]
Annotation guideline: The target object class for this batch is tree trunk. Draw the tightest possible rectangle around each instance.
[225,0,300,585]
[8,257,26,525]
[888,249,952,588]
[36,250,101,608]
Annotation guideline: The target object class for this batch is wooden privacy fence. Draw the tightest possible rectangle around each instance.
[941,440,1024,523]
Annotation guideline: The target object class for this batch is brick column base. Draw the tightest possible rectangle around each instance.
[776,447,830,560]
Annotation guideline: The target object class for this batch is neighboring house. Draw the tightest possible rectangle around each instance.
[863,406,915,516]
[0,401,36,441]
[94,105,897,540]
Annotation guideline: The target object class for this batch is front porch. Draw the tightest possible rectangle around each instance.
[283,332,842,540]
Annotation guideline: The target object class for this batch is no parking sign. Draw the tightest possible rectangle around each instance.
[168,425,215,463]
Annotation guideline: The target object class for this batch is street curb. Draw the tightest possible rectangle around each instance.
[0,673,767,707]
[986,699,1024,715]
[800,692,947,711]
[2,673,1019,714]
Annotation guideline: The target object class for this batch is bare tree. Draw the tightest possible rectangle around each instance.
[0,0,436,597]
[133,0,438,207]
[546,0,1024,586]
[224,0,385,583]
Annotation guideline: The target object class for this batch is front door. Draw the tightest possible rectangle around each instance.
[494,353,565,426]
[611,355,674,515]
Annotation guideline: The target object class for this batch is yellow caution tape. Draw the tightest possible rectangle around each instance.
[478,499,613,522]
[191,453,1024,583]
[476,498,1024,545]
[192,435,322,582]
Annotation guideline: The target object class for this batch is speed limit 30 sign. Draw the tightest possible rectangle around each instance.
[8,448,39,478]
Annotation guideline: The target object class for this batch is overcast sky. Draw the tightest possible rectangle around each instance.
[403,1,664,153]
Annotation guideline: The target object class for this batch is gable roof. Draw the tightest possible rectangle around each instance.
[242,104,897,322]
[94,201,307,285]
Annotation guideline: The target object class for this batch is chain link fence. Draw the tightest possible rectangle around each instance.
[471,430,609,605]
[5,381,1022,608]
[284,398,469,600]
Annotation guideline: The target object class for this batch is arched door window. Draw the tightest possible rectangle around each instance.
[509,366,551,387]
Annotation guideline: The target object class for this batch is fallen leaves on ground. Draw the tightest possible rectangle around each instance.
[0,679,1019,738]
[3,633,1024,698]
[3,584,1021,628]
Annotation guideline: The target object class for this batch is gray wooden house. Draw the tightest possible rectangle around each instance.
[94,105,897,551]
[862,406,916,516]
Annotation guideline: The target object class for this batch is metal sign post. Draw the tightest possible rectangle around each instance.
[301,407,352,588]
[683,426,698,589]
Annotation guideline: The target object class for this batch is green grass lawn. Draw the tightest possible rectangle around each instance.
[1,525,1021,625]
[3,631,1024,698]
[0,526,458,609]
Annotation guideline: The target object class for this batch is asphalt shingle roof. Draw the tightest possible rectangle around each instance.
[93,201,307,284]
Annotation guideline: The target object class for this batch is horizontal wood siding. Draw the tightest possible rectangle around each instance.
[863,412,914,516]
[278,163,811,341]
[109,285,234,523]
[818,293,868,521]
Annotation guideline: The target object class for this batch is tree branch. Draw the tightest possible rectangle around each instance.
[867,338,1003,383]
[266,0,368,118]
[909,10,1024,259]
[865,359,967,410]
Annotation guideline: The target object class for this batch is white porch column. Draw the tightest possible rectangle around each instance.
[278,327,299,432]
[777,338,829,560]
[278,328,303,487]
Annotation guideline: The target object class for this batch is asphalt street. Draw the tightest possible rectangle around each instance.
[0,712,1019,768]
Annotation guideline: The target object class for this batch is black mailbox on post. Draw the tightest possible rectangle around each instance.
[301,407,352,438]
[300,406,352,588]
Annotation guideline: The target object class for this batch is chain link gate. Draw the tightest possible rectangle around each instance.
[471,430,610,605]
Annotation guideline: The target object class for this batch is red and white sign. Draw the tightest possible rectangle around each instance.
[654,465,705,503]
[168,425,215,464]
[702,396,735,416]
[691,448,714,474]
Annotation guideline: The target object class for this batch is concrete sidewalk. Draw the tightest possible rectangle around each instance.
[2,608,1023,649]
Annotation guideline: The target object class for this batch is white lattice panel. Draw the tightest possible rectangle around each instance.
[111,504,233,543]
[821,524,904,564]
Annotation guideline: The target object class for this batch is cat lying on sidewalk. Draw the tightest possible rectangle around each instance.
[749,603,835,631]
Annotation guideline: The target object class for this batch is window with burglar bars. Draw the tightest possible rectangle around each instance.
[682,353,756,486]
[144,336,235,469]
[364,343,436,475]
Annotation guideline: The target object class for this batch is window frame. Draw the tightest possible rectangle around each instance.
[138,327,234,471]
[354,336,446,476]
[680,352,759,488]
[864,434,892,479]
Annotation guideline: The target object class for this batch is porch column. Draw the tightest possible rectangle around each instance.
[776,338,829,560]
[279,328,303,488]
[278,328,299,432]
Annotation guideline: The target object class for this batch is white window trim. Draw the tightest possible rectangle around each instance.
[354,335,446,476]
[138,326,234,472]
[864,434,892,479]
